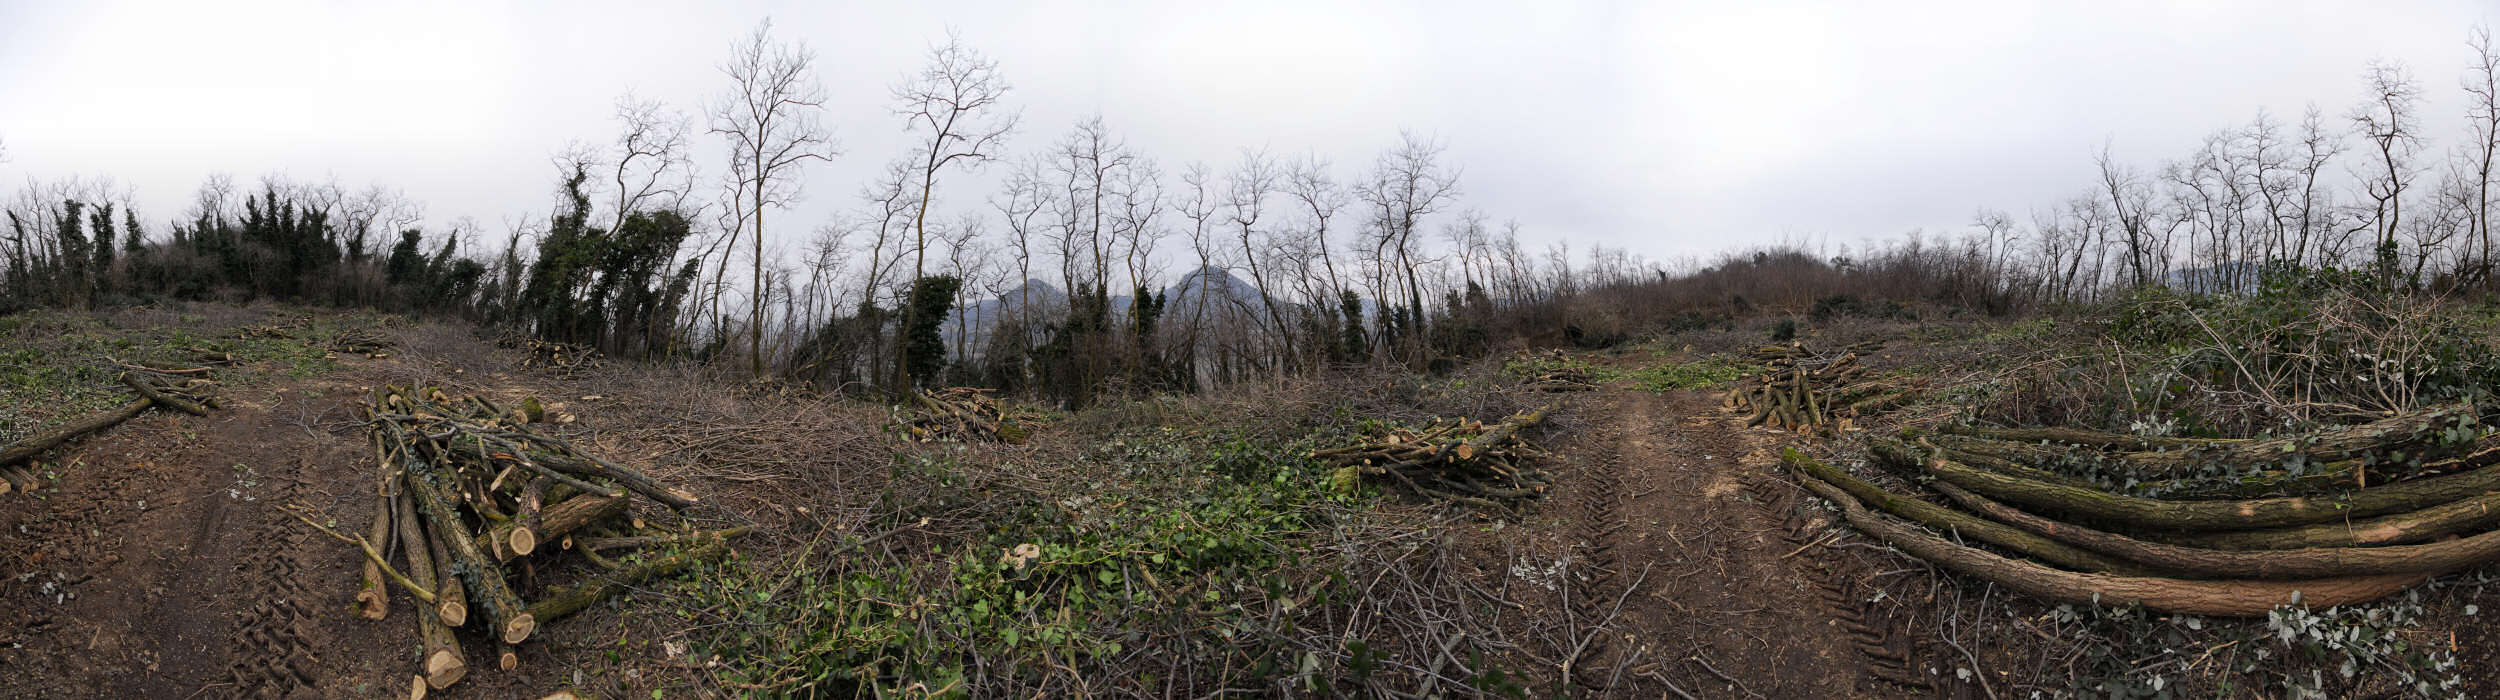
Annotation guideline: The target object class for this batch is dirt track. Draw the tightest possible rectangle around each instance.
[1542,387,1933,697]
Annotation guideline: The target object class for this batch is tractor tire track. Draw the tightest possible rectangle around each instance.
[225,457,322,698]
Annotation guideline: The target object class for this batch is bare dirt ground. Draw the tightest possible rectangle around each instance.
[0,329,752,699]
[1512,386,1937,698]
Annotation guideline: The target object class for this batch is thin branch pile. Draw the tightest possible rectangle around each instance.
[1512,349,1597,392]
[898,387,1029,444]
[1311,405,1554,510]
[1,368,221,495]
[1780,402,2500,616]
[1725,341,1914,432]
[301,384,736,695]
[331,329,395,358]
[499,335,603,377]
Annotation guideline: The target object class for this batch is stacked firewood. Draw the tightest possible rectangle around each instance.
[1,368,220,495]
[899,387,1028,443]
[499,336,603,377]
[1782,402,2500,616]
[1725,341,1913,432]
[331,329,395,358]
[1512,349,1598,392]
[297,385,735,695]
[1311,405,1554,509]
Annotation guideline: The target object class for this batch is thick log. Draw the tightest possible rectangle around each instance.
[486,494,626,562]
[392,487,466,690]
[0,464,38,494]
[526,531,739,623]
[2164,491,2500,551]
[356,490,394,620]
[1930,481,2500,579]
[1940,424,2244,452]
[1881,437,2097,490]
[507,436,695,509]
[1784,449,2437,616]
[1941,405,2482,478]
[1899,447,2500,531]
[1786,447,2147,574]
[0,398,150,466]
[119,372,209,417]
[408,462,535,644]
[423,509,470,629]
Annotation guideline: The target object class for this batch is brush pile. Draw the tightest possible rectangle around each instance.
[302,385,735,695]
[331,329,395,358]
[1725,341,1915,432]
[1781,402,2500,616]
[1511,349,1598,392]
[500,336,603,377]
[899,387,1028,443]
[1,368,221,495]
[1311,405,1554,509]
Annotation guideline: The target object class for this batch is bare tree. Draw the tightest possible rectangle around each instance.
[891,33,1015,390]
[2465,26,2500,282]
[2097,143,2157,286]
[1285,155,1349,303]
[992,155,1052,352]
[609,95,698,230]
[709,18,836,375]
[1356,132,1460,357]
[1223,150,1290,369]
[2350,60,2422,281]
[2292,106,2346,268]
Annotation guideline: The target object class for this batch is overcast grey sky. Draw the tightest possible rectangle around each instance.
[1,0,2492,266]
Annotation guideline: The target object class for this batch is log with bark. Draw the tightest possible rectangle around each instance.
[0,369,223,496]
[295,383,734,688]
[331,329,395,358]
[498,335,602,376]
[898,387,1029,444]
[1724,341,1909,433]
[1779,401,2500,614]
[1782,449,2440,617]
[1935,404,2486,489]
[1510,349,1598,392]
[1311,405,1555,508]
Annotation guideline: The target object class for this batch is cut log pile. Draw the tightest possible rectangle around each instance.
[331,329,395,358]
[1311,405,1554,509]
[0,368,222,495]
[499,336,603,377]
[1724,341,1915,432]
[1511,349,1598,392]
[297,384,738,695]
[1780,402,2500,616]
[899,387,1029,444]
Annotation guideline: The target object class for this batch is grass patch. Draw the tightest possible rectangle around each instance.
[678,430,1474,696]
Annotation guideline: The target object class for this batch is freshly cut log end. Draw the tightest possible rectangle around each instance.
[424,649,466,690]
[503,613,537,645]
[509,528,537,558]
[438,600,468,628]
[410,675,428,700]
[499,644,520,670]
[356,585,389,620]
